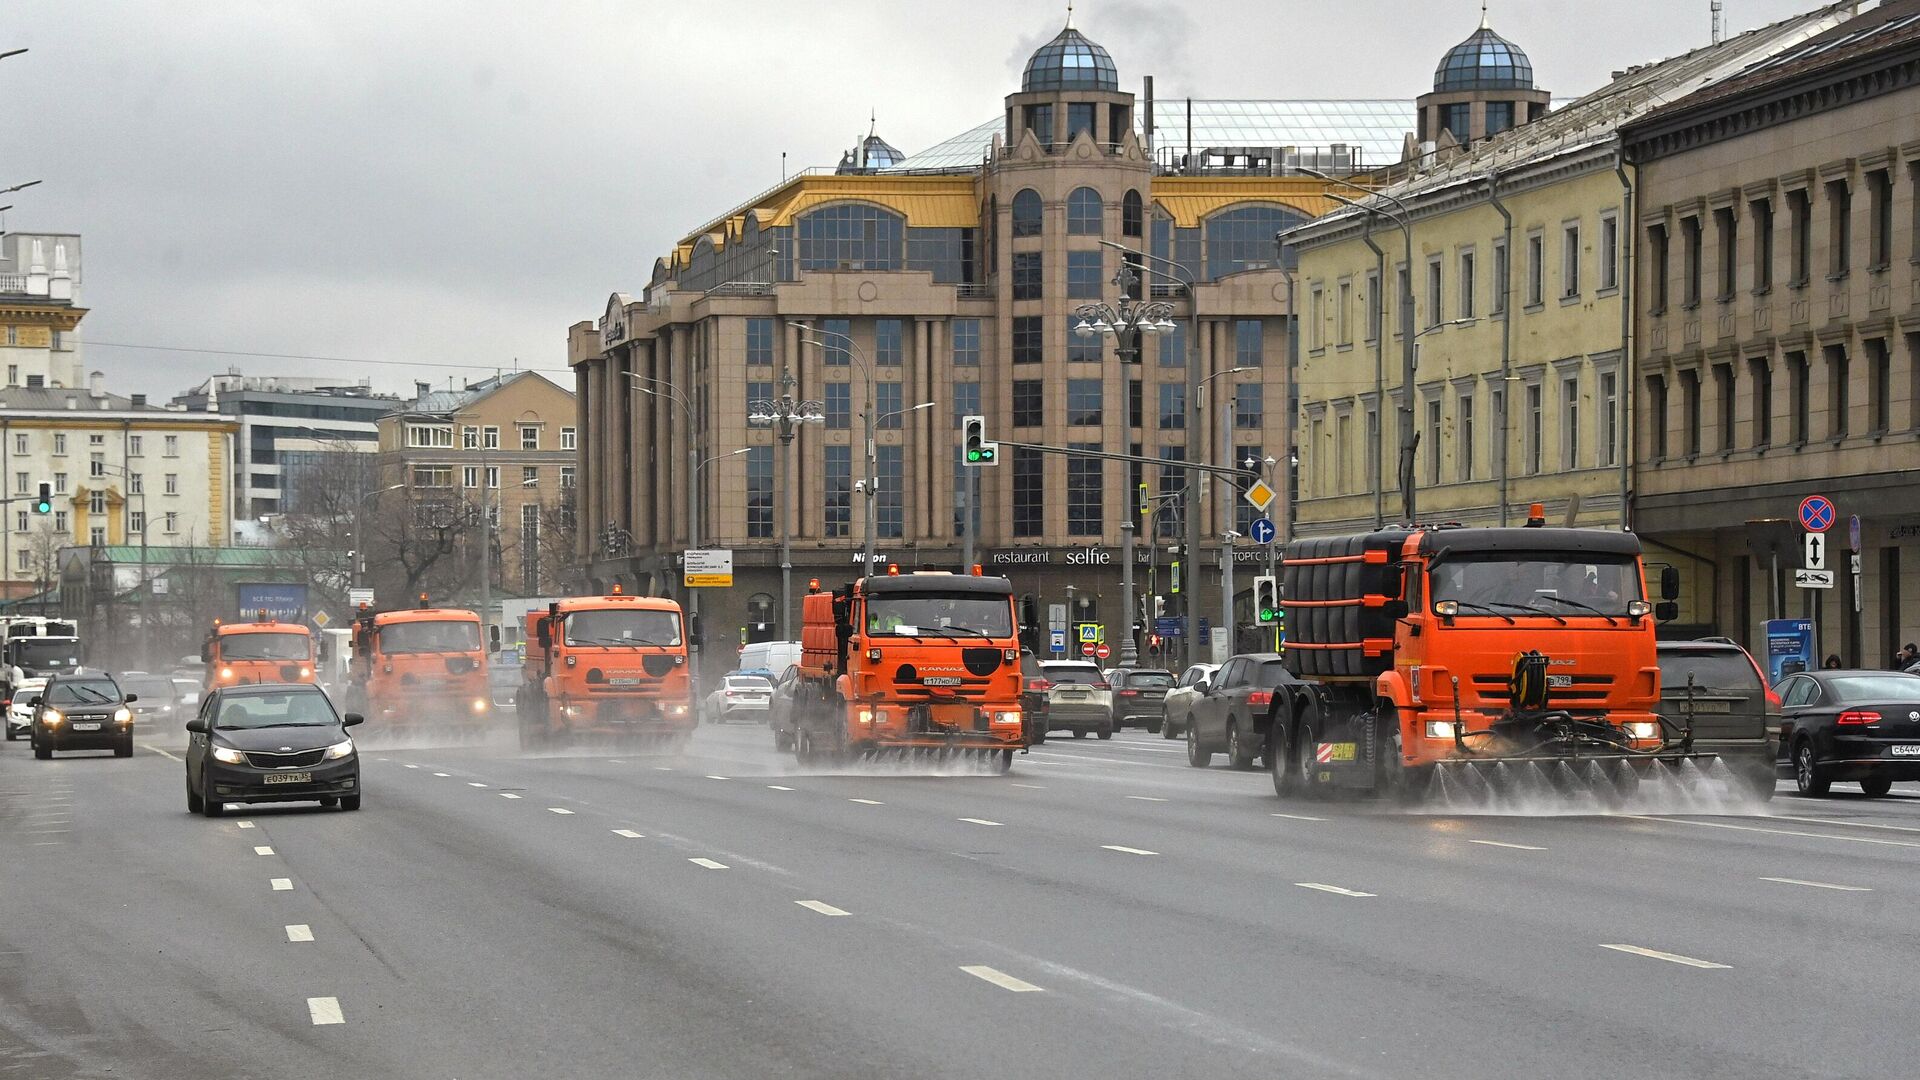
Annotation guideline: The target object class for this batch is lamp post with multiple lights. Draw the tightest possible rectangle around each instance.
[746,369,824,638]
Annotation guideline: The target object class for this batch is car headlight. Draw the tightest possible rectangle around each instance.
[324,738,355,760]
[211,745,247,765]
[1624,721,1660,740]
[113,707,133,724]
[41,709,63,726]
[992,710,1023,726]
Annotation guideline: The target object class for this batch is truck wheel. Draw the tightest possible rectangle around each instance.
[995,749,1014,774]
[1294,701,1329,800]
[1793,741,1831,796]
[1270,716,1299,796]
[1860,777,1893,797]
[1186,719,1212,768]
[1227,721,1257,770]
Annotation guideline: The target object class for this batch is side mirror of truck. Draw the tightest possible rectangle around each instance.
[1655,601,1680,623]
[184,718,209,734]
[687,613,703,643]
[1659,566,1681,601]
[536,623,551,648]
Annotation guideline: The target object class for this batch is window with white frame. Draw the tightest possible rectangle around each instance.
[1599,214,1619,291]
[1337,280,1352,346]
[128,473,143,495]
[559,466,576,488]
[54,473,68,494]
[163,435,179,457]
[519,425,539,451]
[11,433,25,455]
[1562,374,1581,469]
[1527,233,1544,306]
[128,510,145,534]
[486,466,500,489]
[90,453,104,479]
[163,473,178,495]
[409,424,454,449]
[1308,284,1325,349]
[88,433,103,448]
[12,510,24,533]
[522,466,538,487]
[1458,249,1476,319]
[483,426,500,450]
[164,511,178,533]
[128,434,143,457]
[1525,381,1544,474]
[1491,240,1508,315]
[89,526,105,546]
[1600,371,1620,467]
[14,550,25,572]
[560,427,576,450]
[53,510,67,532]
[1562,224,1581,297]
[1457,389,1475,481]
[53,433,67,455]
[88,490,105,515]
[463,466,480,489]
[12,472,25,495]
[1425,256,1443,328]
[462,426,478,450]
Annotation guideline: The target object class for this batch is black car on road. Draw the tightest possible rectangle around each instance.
[28,674,136,759]
[1106,667,1175,732]
[1775,669,1920,797]
[185,683,363,816]
[1186,654,1288,770]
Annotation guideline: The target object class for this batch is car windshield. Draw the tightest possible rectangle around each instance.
[380,620,481,654]
[121,676,176,701]
[1429,553,1644,616]
[1661,652,1759,693]
[1127,671,1175,688]
[1825,675,1920,704]
[11,640,80,672]
[1044,666,1102,685]
[219,632,310,661]
[47,680,119,705]
[865,594,1014,638]
[215,690,339,729]
[565,609,682,647]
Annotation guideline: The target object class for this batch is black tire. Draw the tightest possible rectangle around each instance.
[186,776,205,814]
[1161,714,1179,739]
[1227,720,1258,770]
[1294,699,1328,800]
[1270,706,1299,797]
[1146,719,1161,734]
[4,728,16,741]
[114,738,133,758]
[340,794,362,811]
[202,776,226,817]
[1097,726,1113,740]
[1186,717,1212,768]
[996,749,1014,774]
[1794,741,1831,796]
[33,741,51,760]
[1860,777,1893,797]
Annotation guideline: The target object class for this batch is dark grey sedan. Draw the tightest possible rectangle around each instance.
[185,684,363,816]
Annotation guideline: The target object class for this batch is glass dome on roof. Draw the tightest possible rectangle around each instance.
[1022,28,1118,93]
[1434,27,1535,92]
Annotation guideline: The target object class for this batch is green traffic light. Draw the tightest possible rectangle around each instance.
[966,448,981,462]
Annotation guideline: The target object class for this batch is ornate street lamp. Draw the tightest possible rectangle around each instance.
[747,369,825,638]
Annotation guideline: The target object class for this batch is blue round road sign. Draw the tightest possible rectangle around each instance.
[1798,495,1835,533]
[1250,517,1277,545]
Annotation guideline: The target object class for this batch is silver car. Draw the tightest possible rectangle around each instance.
[1040,660,1113,739]
[1159,663,1219,740]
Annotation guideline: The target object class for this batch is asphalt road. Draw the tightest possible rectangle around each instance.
[5,719,1919,1080]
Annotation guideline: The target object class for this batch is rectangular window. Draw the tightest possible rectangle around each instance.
[1750,197,1774,291]
[1526,234,1544,307]
[1827,178,1851,277]
[1681,215,1702,306]
[1562,375,1580,469]
[1128,378,1143,428]
[1365,269,1382,339]
[1012,316,1043,363]
[1713,206,1737,300]
[486,466,500,490]
[1867,168,1892,270]
[1647,375,1669,460]
[519,425,539,451]
[89,526,104,546]
[164,435,180,457]
[1067,250,1102,300]
[1337,280,1352,344]
[952,318,980,365]
[1826,344,1849,439]
[1680,368,1702,457]
[55,510,68,532]
[52,432,68,455]
[822,318,852,364]
[1647,224,1669,313]
[1235,320,1263,366]
[128,473,143,495]
[1601,371,1620,467]
[4,365,13,388]
[1561,224,1580,298]
[1158,322,1185,367]
[746,446,773,539]
[462,426,478,450]
[483,426,500,451]
[875,445,903,539]
[1067,102,1095,141]
[874,382,904,429]
[162,473,176,495]
[1066,443,1102,536]
[1364,405,1380,489]
[11,510,22,533]
[1714,363,1736,454]
[1867,338,1891,435]
[874,319,902,366]
[746,380,772,409]
[1013,380,1045,428]
[163,511,176,533]
[746,317,774,365]
[10,472,23,495]
[1788,188,1812,285]
[1788,351,1810,444]
[1012,448,1044,537]
[1308,284,1324,349]
[1749,357,1773,448]
[128,510,145,535]
[1491,240,1508,315]
[13,550,23,572]
[1021,103,1054,149]
[412,465,454,489]
[952,382,981,427]
[1067,321,1102,362]
[1067,379,1103,426]
[459,466,477,491]
[1156,447,1184,538]
[825,382,851,429]
[88,433,103,448]
[522,466,539,487]
[1425,397,1442,486]
[560,427,576,450]
[824,445,851,539]
[1458,251,1476,318]
[1599,214,1618,292]
[10,433,23,455]
[1157,383,1185,429]
[54,472,68,495]
[1233,382,1262,429]
[559,466,576,488]
[89,454,104,479]
[1525,382,1543,474]
[1012,252,1043,300]
[1426,255,1443,327]
[131,434,148,457]
[1457,391,1475,480]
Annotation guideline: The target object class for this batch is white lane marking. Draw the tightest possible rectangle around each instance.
[1760,876,1872,892]
[307,996,344,1025]
[141,743,180,761]
[612,829,644,838]
[1125,795,1168,802]
[1628,815,1920,849]
[285,924,314,942]
[1296,882,1375,897]
[377,757,389,762]
[270,878,293,891]
[653,766,674,771]
[1010,783,1045,789]
[959,817,1003,826]
[796,900,851,917]
[547,807,575,815]
[1101,845,1159,856]
[849,798,884,805]
[432,772,449,777]
[706,775,731,781]
[468,782,487,788]
[253,846,275,856]
[402,764,419,769]
[1271,812,1327,822]
[1469,839,1546,851]
[607,759,624,764]
[1599,944,1730,969]
[689,858,729,870]
[500,793,523,799]
[236,821,256,829]
[1766,814,1920,835]
[766,785,794,791]
[960,965,1044,992]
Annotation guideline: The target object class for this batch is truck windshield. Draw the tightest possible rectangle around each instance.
[380,620,481,654]
[564,609,682,647]
[11,640,80,673]
[1429,554,1643,616]
[220,633,310,661]
[866,594,1014,638]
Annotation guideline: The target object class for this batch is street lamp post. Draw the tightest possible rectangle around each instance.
[1201,366,1251,660]
[791,324,887,576]
[353,483,407,590]
[747,369,824,639]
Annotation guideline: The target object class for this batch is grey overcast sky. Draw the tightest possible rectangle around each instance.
[1,0,1833,400]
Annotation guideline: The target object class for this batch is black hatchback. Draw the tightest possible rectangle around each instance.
[28,674,137,759]
[1775,670,1920,797]
[185,684,363,816]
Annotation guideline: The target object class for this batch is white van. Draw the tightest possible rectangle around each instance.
[737,640,802,678]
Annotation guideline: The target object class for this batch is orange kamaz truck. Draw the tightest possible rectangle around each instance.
[203,619,317,691]
[791,567,1026,770]
[347,602,492,738]
[517,590,693,749]
[1261,507,1732,803]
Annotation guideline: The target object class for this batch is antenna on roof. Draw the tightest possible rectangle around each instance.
[1066,0,1073,29]
[1710,0,1723,44]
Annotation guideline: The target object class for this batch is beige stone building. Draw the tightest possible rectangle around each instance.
[1622,0,1920,662]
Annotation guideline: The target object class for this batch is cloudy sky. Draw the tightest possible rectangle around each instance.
[2,0,1832,400]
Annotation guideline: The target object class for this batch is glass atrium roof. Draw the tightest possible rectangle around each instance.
[1022,28,1119,93]
[1434,27,1535,91]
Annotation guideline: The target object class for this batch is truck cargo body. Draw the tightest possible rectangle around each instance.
[518,594,693,747]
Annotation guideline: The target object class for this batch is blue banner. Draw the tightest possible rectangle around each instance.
[236,583,308,623]
[1764,618,1814,684]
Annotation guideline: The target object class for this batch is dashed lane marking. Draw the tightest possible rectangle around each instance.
[1295,882,1374,898]
[1010,783,1045,789]
[270,878,293,891]
[432,773,449,777]
[468,782,487,788]
[653,766,673,771]
[1101,845,1158,856]
[1760,876,1872,892]
[959,818,1003,826]
[500,793,523,799]
[141,743,180,761]
[706,775,731,781]
[253,846,275,856]
[307,997,344,1025]
[1628,815,1920,849]
[236,821,255,829]
[1766,814,1920,835]
[960,965,1044,992]
[285,924,314,942]
[767,785,794,791]
[849,798,884,805]
[1469,839,1546,851]
[547,807,575,815]
[796,900,850,917]
[402,764,420,770]
[612,829,644,838]
[1599,944,1730,969]
[1125,795,1169,802]
[688,858,729,870]
[1271,813,1327,822]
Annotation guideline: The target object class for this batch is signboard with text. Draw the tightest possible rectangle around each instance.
[683,549,734,588]
[1765,618,1815,683]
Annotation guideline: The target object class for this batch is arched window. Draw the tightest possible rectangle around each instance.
[1122,190,1144,238]
[796,203,904,271]
[1204,203,1310,280]
[1067,187,1103,236]
[1011,189,1043,238]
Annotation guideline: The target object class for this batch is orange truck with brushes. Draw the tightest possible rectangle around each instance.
[516,590,694,749]
[790,567,1026,769]
[346,600,493,739]
[203,617,317,690]
[1246,507,1765,804]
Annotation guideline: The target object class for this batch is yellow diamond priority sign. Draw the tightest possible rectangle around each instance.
[1242,479,1276,513]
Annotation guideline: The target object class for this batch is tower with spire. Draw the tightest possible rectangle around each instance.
[1415,4,1551,157]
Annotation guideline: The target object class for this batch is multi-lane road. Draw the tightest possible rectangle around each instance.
[4,722,1916,1079]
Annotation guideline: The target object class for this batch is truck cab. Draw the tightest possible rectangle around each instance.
[203,621,317,691]
[518,592,692,746]
[348,606,491,728]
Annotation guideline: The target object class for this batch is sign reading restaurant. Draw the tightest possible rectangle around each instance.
[989,546,1276,567]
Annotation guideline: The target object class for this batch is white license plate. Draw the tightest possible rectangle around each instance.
[924,677,962,687]
[71,722,102,731]
[1547,675,1573,688]
[609,678,642,686]
[1891,745,1920,757]
[263,772,311,784]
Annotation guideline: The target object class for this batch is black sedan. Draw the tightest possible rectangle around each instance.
[1776,670,1920,797]
[28,674,137,759]
[185,684,363,816]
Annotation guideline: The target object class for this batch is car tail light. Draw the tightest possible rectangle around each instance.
[1248,690,1272,707]
[1837,710,1882,725]
[1027,679,1051,692]
[1764,687,1783,711]
[1118,689,1139,697]
[1091,681,1109,691]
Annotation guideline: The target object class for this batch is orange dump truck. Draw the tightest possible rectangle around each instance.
[203,620,317,690]
[517,592,693,748]
[347,605,492,736]
[791,568,1026,769]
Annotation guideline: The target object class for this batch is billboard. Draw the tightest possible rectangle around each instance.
[236,583,308,623]
[1764,618,1815,684]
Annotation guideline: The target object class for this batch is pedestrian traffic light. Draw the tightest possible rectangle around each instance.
[1138,482,1149,517]
[962,415,998,466]
[1253,575,1280,626]
[33,483,50,514]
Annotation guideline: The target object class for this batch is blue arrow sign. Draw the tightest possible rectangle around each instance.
[1250,517,1277,545]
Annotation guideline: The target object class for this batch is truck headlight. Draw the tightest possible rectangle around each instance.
[1624,722,1659,740]
[219,667,235,681]
[992,710,1023,726]
[324,738,356,760]
[299,666,313,678]
[668,704,689,717]
[1424,720,1460,739]
[856,708,873,725]
[211,745,247,765]
[1627,601,1653,618]
[471,698,489,714]
[113,707,133,724]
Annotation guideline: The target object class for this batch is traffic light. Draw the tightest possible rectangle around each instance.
[1151,595,1166,618]
[961,415,998,466]
[1137,482,1149,517]
[1253,575,1280,626]
[33,483,50,515]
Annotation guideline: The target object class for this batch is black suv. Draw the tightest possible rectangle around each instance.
[28,674,136,759]
[1107,667,1175,732]
[1655,639,1778,800]
[185,684,363,816]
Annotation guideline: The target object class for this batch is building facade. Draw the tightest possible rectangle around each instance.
[1623,0,1920,662]
[0,231,85,393]
[569,23,1413,668]
[172,375,401,521]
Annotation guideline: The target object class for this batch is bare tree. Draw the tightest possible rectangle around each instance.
[364,494,475,604]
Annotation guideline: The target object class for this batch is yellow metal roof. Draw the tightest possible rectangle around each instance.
[1149,177,1354,228]
[678,174,978,252]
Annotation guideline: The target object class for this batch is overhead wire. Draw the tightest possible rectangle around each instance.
[81,340,569,376]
